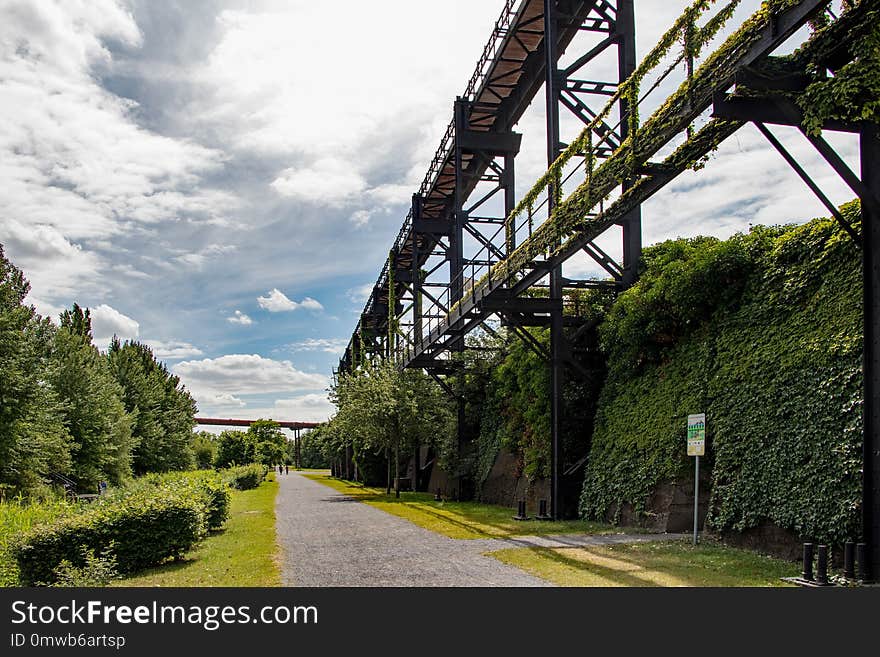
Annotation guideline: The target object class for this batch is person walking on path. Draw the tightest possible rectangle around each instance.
[285,464,289,475]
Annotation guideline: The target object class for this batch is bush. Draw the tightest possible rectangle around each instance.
[12,470,231,585]
[0,496,78,587]
[222,464,268,491]
[48,547,119,587]
[126,471,231,530]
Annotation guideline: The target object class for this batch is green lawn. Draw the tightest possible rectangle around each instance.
[114,477,280,587]
[490,540,799,586]
[304,473,634,540]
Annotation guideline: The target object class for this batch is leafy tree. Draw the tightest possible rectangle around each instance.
[190,431,218,470]
[50,307,134,488]
[329,361,454,496]
[107,339,197,473]
[0,245,71,495]
[247,420,287,466]
[213,430,252,468]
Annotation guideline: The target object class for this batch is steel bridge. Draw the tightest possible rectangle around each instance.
[195,418,317,468]
[335,0,879,578]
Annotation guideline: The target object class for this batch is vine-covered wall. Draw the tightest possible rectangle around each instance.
[580,202,863,545]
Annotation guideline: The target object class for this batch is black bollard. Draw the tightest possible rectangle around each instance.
[802,543,814,581]
[536,499,551,520]
[816,545,829,585]
[856,543,867,582]
[513,500,528,521]
[844,542,856,580]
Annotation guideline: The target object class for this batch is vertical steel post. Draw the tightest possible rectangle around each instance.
[452,99,468,498]
[504,152,517,255]
[412,195,423,345]
[543,0,563,520]
[863,123,880,582]
[693,455,700,545]
[616,0,641,288]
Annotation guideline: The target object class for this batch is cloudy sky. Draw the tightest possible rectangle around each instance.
[0,0,859,426]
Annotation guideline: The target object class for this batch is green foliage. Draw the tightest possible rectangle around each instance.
[48,546,119,587]
[247,420,286,466]
[190,431,218,470]
[580,204,863,544]
[50,319,135,489]
[799,2,880,135]
[12,470,230,585]
[213,430,253,468]
[288,427,330,468]
[107,339,197,474]
[0,496,78,587]
[327,360,455,489]
[491,331,551,480]
[0,246,72,495]
[222,464,268,491]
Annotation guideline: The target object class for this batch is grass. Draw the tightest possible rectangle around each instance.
[490,539,799,587]
[303,473,634,540]
[114,477,280,587]
[1,496,79,587]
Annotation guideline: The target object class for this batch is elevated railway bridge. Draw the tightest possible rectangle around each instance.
[335,0,879,577]
[195,418,318,468]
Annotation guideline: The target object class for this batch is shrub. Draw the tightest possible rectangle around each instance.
[0,496,78,587]
[13,484,205,585]
[222,464,268,491]
[47,547,119,587]
[11,470,233,586]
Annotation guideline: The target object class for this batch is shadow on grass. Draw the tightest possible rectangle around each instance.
[527,547,664,587]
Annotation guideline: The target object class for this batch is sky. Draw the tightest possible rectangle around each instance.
[0,0,860,427]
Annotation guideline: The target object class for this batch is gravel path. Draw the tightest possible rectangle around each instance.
[275,472,680,587]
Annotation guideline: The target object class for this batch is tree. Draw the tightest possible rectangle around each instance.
[247,420,286,466]
[329,360,454,497]
[50,307,134,488]
[213,430,252,468]
[190,431,218,470]
[107,339,197,473]
[0,245,71,495]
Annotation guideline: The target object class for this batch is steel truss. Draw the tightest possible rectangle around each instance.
[338,0,879,576]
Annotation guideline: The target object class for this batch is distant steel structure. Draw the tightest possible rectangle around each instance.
[195,418,317,469]
[195,418,318,430]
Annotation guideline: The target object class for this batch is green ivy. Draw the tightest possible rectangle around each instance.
[580,202,863,544]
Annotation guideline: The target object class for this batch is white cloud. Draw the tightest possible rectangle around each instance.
[271,158,366,206]
[257,289,323,313]
[0,0,234,309]
[227,310,253,325]
[143,340,204,361]
[212,393,334,424]
[199,392,246,408]
[289,338,348,355]
[173,354,328,406]
[90,303,139,349]
[174,244,236,270]
[346,283,373,304]
[350,210,374,227]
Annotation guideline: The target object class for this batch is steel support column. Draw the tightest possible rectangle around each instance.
[544,0,563,520]
[616,0,641,287]
[863,123,880,581]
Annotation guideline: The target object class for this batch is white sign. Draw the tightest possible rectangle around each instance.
[687,413,706,457]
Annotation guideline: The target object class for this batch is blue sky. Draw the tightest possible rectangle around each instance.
[0,0,859,424]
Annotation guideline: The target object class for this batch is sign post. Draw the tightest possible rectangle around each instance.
[687,413,706,545]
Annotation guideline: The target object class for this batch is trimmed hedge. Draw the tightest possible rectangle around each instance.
[12,471,231,585]
[222,464,268,491]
